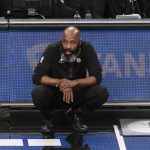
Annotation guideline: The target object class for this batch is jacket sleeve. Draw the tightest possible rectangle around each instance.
[32,45,52,85]
[85,42,102,84]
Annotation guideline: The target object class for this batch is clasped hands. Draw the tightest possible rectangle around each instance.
[56,79,78,104]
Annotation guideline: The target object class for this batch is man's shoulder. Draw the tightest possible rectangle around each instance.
[81,40,92,46]
[43,41,60,58]
[46,41,60,49]
[45,41,60,53]
[81,41,94,51]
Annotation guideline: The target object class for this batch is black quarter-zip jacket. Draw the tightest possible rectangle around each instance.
[32,41,102,85]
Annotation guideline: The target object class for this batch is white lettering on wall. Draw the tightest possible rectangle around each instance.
[125,53,145,78]
[97,52,147,78]
[102,53,122,78]
[27,46,148,79]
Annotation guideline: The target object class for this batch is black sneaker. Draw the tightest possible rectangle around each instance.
[42,131,55,139]
[65,108,88,132]
[73,113,88,132]
[41,109,54,134]
[41,118,53,134]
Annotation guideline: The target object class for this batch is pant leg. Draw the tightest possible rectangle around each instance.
[31,84,108,111]
[84,84,109,109]
[32,85,71,111]
[70,87,87,109]
[68,84,109,109]
[32,85,54,110]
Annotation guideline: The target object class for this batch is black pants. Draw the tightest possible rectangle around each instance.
[32,84,109,114]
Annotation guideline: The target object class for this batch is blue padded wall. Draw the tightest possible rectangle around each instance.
[0,29,150,102]
[0,31,9,102]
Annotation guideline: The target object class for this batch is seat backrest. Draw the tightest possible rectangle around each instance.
[13,0,26,9]
[40,0,53,18]
[53,0,74,18]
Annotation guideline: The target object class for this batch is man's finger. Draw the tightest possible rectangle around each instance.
[70,90,73,102]
[63,90,70,103]
[61,84,69,91]
[66,90,71,103]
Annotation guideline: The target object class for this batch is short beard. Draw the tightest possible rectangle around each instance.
[59,42,81,63]
[62,42,80,56]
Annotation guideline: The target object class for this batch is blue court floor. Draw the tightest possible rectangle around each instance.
[1,108,150,149]
[0,128,150,150]
[0,131,120,150]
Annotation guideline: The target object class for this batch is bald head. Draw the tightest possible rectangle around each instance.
[63,26,80,41]
[61,26,81,55]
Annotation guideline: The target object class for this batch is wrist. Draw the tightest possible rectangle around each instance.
[56,79,61,87]
[75,79,79,86]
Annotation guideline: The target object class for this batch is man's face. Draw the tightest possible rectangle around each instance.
[61,32,80,55]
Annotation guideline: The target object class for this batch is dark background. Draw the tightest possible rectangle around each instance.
[0,0,150,18]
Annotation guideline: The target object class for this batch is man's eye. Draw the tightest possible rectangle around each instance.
[63,41,67,44]
[62,41,77,45]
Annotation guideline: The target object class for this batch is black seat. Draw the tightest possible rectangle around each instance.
[7,0,28,18]
[53,0,74,18]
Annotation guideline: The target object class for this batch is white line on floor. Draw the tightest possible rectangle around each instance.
[28,139,61,146]
[0,139,23,146]
[114,125,126,150]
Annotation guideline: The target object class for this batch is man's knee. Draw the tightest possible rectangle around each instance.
[32,85,52,106]
[85,85,109,109]
[99,86,109,98]
[32,85,46,99]
[91,85,109,98]
[89,85,109,106]
[97,85,109,104]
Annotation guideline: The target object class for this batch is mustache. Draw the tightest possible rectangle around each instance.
[65,49,73,52]
[64,48,75,54]
[61,42,81,53]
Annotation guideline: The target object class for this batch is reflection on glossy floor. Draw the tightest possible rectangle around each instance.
[0,131,120,150]
[1,130,150,150]
[1,108,150,149]
[0,108,120,150]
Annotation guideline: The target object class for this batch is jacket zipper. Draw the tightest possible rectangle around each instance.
[69,63,73,79]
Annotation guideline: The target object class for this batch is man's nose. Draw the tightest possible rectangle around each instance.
[67,43,71,49]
